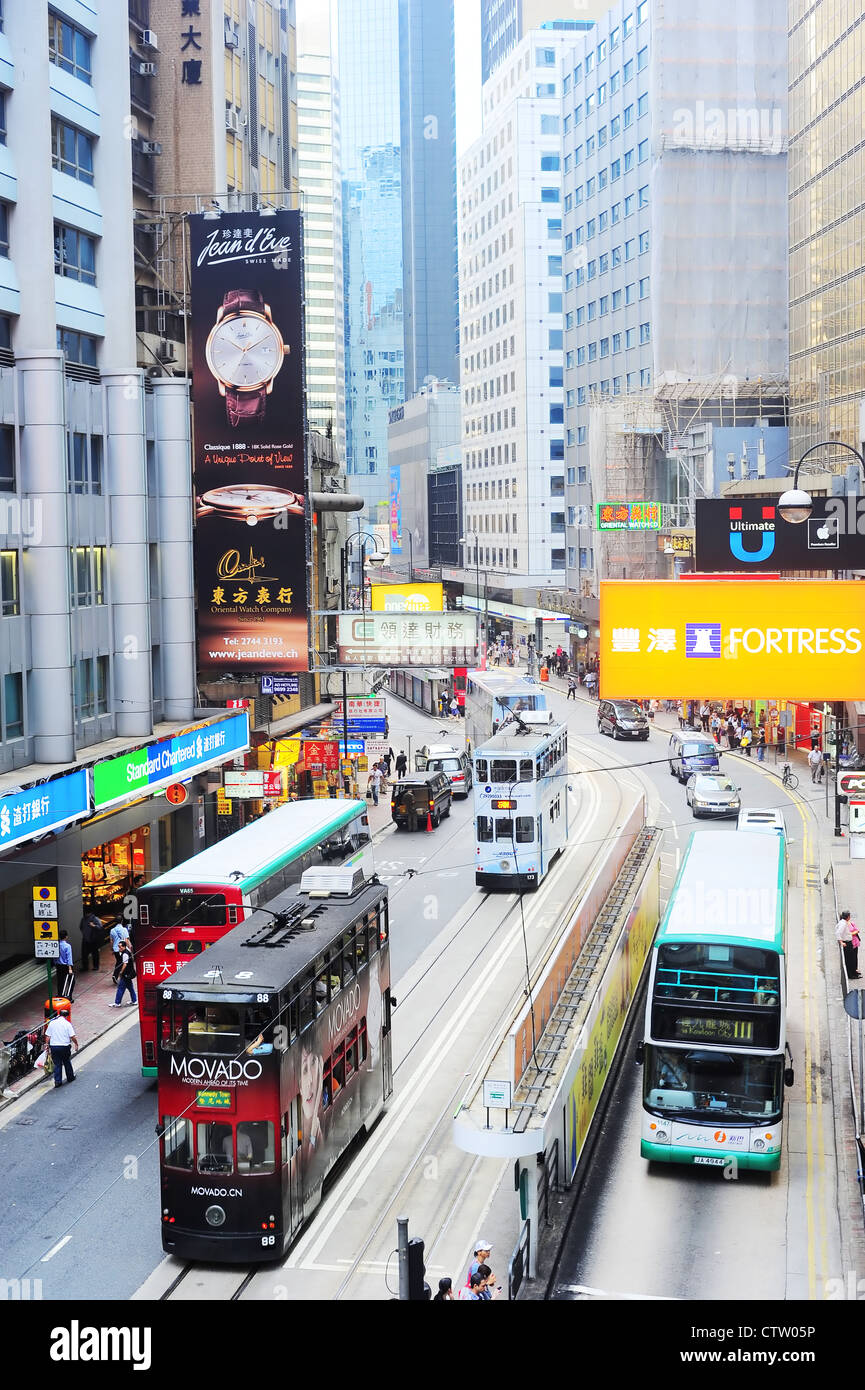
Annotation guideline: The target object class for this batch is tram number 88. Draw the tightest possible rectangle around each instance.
[256,994,270,1003]
[262,1235,276,1247]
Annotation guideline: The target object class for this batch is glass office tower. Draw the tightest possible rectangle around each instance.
[337,0,456,513]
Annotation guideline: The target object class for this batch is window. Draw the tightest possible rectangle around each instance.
[586,218,596,240]
[611,115,621,138]
[48,11,92,83]
[600,295,609,315]
[548,292,562,312]
[624,104,634,127]
[586,176,595,198]
[0,202,8,258]
[0,426,13,489]
[536,47,557,66]
[577,427,587,445]
[624,193,635,216]
[547,255,562,276]
[623,12,634,37]
[587,301,597,321]
[585,92,595,115]
[625,239,635,260]
[612,289,622,309]
[637,46,648,71]
[0,550,17,616]
[626,326,636,347]
[57,329,98,366]
[568,547,576,568]
[536,83,556,98]
[598,126,608,148]
[640,367,651,388]
[550,403,564,424]
[550,474,565,496]
[551,549,566,571]
[541,187,560,203]
[638,139,649,162]
[162,1117,193,1171]
[0,91,6,146]
[576,347,586,365]
[624,59,634,82]
[547,218,562,237]
[599,252,609,273]
[573,61,583,83]
[626,283,636,304]
[577,387,586,405]
[74,657,94,721]
[51,117,94,185]
[612,332,622,352]
[612,245,622,266]
[70,546,105,606]
[567,467,576,485]
[585,52,594,73]
[549,366,563,387]
[597,82,606,106]
[611,202,621,224]
[613,377,622,395]
[598,168,608,190]
[640,322,651,343]
[598,39,607,62]
[637,0,648,20]
[611,26,620,48]
[624,148,634,171]
[541,115,560,135]
[54,224,96,284]
[639,230,650,253]
[640,277,650,298]
[611,158,621,181]
[600,338,610,358]
[588,342,597,361]
[638,92,649,117]
[611,70,621,94]
[68,433,102,494]
[540,154,560,171]
[639,184,649,207]
[550,440,564,461]
[586,134,595,155]
[96,655,109,715]
[548,329,563,349]
[587,260,596,279]
[576,306,585,325]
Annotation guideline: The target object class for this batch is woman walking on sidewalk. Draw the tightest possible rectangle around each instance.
[836,910,862,979]
[111,945,138,1006]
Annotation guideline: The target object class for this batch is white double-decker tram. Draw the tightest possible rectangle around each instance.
[472,712,568,891]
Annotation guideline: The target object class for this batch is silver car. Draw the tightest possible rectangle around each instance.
[686,773,741,818]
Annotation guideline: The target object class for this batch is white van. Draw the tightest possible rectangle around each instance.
[415,743,473,797]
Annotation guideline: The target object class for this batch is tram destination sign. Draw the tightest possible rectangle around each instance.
[195,1090,233,1110]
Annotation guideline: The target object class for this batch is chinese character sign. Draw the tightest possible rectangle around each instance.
[595,502,662,531]
[190,211,310,675]
[0,769,89,854]
[337,612,480,667]
[600,580,865,699]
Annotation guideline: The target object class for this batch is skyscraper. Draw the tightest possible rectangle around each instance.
[481,1,607,82]
[337,0,457,514]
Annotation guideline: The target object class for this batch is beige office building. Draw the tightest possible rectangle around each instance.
[789,2,865,459]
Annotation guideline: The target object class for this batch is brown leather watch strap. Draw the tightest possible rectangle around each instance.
[222,289,265,315]
[225,388,266,427]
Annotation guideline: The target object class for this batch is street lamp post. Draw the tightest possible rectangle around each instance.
[778,441,865,524]
[339,528,386,768]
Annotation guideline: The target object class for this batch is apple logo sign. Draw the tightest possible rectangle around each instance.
[808,515,839,549]
[817,523,830,541]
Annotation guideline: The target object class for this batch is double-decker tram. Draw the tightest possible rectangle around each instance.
[156,865,393,1262]
[637,830,794,1171]
[472,714,568,891]
[135,800,371,1075]
[464,670,547,753]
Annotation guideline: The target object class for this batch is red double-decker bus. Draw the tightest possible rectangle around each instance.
[155,867,392,1262]
[134,800,371,1075]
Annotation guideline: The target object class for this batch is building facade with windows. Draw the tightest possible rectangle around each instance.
[560,0,788,599]
[297,26,345,461]
[480,1,605,83]
[386,379,460,574]
[337,0,457,515]
[459,30,573,597]
[788,1,865,459]
[0,2,248,1010]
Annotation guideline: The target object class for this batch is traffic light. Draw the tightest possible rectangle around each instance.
[407,1237,431,1300]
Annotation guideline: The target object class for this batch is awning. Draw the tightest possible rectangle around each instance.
[265,701,337,739]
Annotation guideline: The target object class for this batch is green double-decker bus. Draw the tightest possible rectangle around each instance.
[638,830,793,1171]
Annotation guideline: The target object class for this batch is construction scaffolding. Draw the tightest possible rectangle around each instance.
[588,392,665,583]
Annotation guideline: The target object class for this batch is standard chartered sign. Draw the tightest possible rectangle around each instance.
[600,580,865,699]
[93,713,250,811]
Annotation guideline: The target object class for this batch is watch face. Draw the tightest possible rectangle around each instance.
[206,313,284,389]
[199,485,303,522]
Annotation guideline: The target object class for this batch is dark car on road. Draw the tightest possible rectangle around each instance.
[391,772,452,829]
[597,699,650,741]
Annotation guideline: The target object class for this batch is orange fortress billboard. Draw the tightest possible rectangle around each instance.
[599,580,865,700]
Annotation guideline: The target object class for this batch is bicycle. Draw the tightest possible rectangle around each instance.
[781,763,798,791]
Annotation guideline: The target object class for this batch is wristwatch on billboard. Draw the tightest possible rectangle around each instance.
[204,289,289,428]
[197,484,304,524]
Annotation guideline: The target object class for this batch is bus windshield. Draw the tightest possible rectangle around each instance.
[644,1045,784,1122]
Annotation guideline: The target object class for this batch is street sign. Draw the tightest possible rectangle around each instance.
[216,788,233,815]
[843,989,865,1019]
[34,885,56,902]
[34,921,59,942]
[165,783,189,806]
[35,940,60,959]
[483,1079,513,1109]
[838,771,865,798]
[331,718,387,734]
[33,899,58,920]
[335,698,386,719]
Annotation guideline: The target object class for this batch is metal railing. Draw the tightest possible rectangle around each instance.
[538,1139,560,1226]
[507,1220,531,1301]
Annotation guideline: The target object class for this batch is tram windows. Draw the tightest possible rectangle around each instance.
[519,759,534,782]
[515,817,534,843]
[315,956,329,1014]
[282,1102,299,1162]
[244,1006,273,1054]
[476,759,488,782]
[355,923,369,970]
[160,1003,184,1051]
[491,758,517,784]
[162,1116,193,1170]
[197,1122,234,1174]
[237,1121,275,1174]
[187,1005,241,1055]
[342,931,356,982]
[345,1027,359,1080]
[332,1046,346,1093]
[379,899,389,943]
[298,970,315,1033]
[495,818,514,841]
[477,816,493,842]
[359,1018,368,1064]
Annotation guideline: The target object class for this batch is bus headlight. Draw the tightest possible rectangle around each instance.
[654,1128,668,1143]
[205,1204,226,1228]
[752,1138,765,1151]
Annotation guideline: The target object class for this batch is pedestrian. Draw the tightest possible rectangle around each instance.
[836,910,862,979]
[475,1263,502,1300]
[79,910,102,972]
[110,943,138,1006]
[700,702,710,733]
[45,1009,78,1088]
[449,696,459,720]
[566,674,577,700]
[648,698,658,723]
[395,750,407,777]
[109,919,131,984]
[433,1277,454,1302]
[757,727,767,762]
[55,930,74,1000]
[466,1239,492,1285]
[585,669,598,698]
[728,719,740,752]
[370,763,383,806]
[808,746,823,783]
[740,728,752,757]
[383,747,394,776]
[458,1273,485,1301]
[678,702,687,730]
[710,712,720,742]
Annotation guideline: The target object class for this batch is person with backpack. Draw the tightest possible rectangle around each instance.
[110,943,137,1007]
[109,919,131,984]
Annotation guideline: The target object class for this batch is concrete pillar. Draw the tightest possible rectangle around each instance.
[19,352,74,763]
[152,377,195,721]
[104,371,152,738]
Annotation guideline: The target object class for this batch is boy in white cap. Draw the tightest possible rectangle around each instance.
[466,1239,492,1284]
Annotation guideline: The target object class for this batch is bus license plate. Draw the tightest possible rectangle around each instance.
[693,1156,726,1166]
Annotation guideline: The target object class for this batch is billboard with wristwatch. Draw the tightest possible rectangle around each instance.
[190,211,309,674]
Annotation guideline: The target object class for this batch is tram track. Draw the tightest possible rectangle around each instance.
[159,701,658,1302]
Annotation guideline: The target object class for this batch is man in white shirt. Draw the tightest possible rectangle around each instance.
[808,746,824,783]
[45,1012,78,1088]
[836,910,861,979]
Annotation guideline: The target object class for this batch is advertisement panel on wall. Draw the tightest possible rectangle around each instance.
[92,713,250,812]
[600,580,865,699]
[370,582,444,612]
[189,211,309,674]
[337,612,479,667]
[388,466,402,555]
[695,497,865,572]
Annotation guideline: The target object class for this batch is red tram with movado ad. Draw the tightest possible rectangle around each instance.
[155,866,392,1261]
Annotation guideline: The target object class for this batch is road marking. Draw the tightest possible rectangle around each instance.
[41,1235,72,1262]
[558,1282,676,1300]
